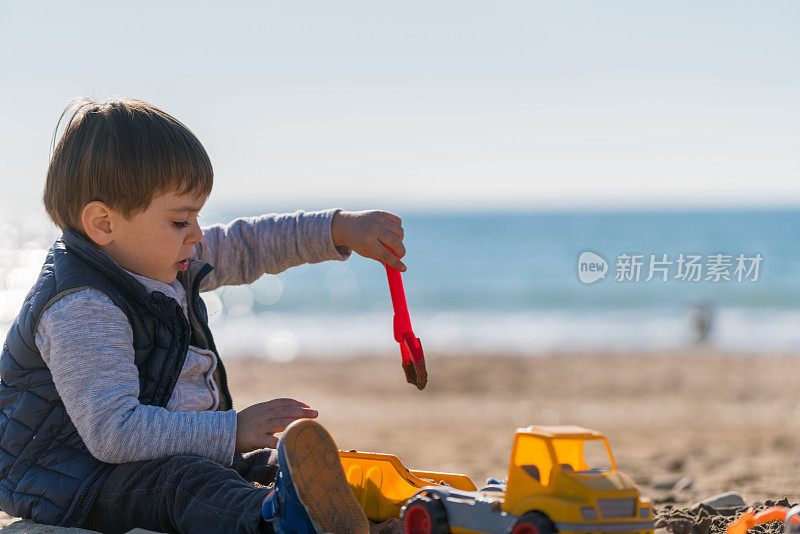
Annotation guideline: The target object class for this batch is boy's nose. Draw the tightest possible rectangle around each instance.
[186,220,203,245]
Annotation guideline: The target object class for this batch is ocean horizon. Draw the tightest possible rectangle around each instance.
[2,202,799,359]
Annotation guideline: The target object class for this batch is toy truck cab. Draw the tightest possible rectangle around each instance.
[503,425,653,533]
[402,426,654,534]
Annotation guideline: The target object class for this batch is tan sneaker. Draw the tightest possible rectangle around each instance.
[279,419,369,534]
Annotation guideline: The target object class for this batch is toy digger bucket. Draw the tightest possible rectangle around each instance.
[727,506,800,534]
[339,450,476,521]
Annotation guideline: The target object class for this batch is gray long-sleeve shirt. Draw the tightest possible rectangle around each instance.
[34,209,351,465]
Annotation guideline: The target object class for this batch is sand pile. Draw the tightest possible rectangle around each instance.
[656,499,799,534]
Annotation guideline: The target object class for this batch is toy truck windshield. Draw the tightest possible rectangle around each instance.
[551,437,615,474]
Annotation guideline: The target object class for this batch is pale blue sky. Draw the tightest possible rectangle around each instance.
[1,1,798,212]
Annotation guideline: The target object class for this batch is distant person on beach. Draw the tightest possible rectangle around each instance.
[0,98,407,533]
[687,304,713,344]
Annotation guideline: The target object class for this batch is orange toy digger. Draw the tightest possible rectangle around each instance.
[728,505,800,534]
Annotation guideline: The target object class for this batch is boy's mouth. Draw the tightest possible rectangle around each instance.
[176,259,189,271]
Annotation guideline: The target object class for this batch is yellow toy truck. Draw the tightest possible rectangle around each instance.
[341,425,654,534]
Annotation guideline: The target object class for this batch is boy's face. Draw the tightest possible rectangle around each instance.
[99,190,207,284]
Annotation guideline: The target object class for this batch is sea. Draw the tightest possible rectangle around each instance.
[1,203,799,360]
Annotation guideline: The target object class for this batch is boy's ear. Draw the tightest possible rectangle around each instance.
[81,201,115,246]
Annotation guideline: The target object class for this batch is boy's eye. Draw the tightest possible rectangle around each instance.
[172,221,190,229]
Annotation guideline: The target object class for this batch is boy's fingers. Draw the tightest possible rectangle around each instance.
[380,212,402,225]
[263,435,279,449]
[383,220,404,240]
[270,406,318,419]
[380,244,406,271]
[381,231,406,259]
[264,398,310,409]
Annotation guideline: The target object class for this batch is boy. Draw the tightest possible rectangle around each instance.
[0,98,407,533]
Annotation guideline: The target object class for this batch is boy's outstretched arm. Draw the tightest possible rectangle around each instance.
[195,209,349,291]
[194,209,405,292]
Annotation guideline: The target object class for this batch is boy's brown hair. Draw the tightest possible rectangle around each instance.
[43,98,213,233]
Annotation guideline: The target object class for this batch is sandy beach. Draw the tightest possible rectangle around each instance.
[3,349,800,532]
[227,350,800,506]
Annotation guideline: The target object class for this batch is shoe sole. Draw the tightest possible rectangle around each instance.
[282,419,369,534]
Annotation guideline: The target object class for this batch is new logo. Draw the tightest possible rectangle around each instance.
[578,251,608,284]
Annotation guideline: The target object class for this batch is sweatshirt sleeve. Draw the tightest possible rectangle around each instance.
[194,208,352,292]
[35,289,237,465]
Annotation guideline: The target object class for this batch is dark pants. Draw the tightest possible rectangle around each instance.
[82,450,279,534]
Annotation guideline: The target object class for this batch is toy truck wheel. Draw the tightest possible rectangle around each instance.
[401,494,449,534]
[509,512,556,534]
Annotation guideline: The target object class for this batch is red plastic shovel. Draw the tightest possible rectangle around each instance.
[384,246,427,390]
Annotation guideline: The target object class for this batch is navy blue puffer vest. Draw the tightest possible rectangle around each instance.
[0,229,232,526]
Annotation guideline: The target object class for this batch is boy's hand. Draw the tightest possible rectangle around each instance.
[331,210,406,271]
[235,398,318,452]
